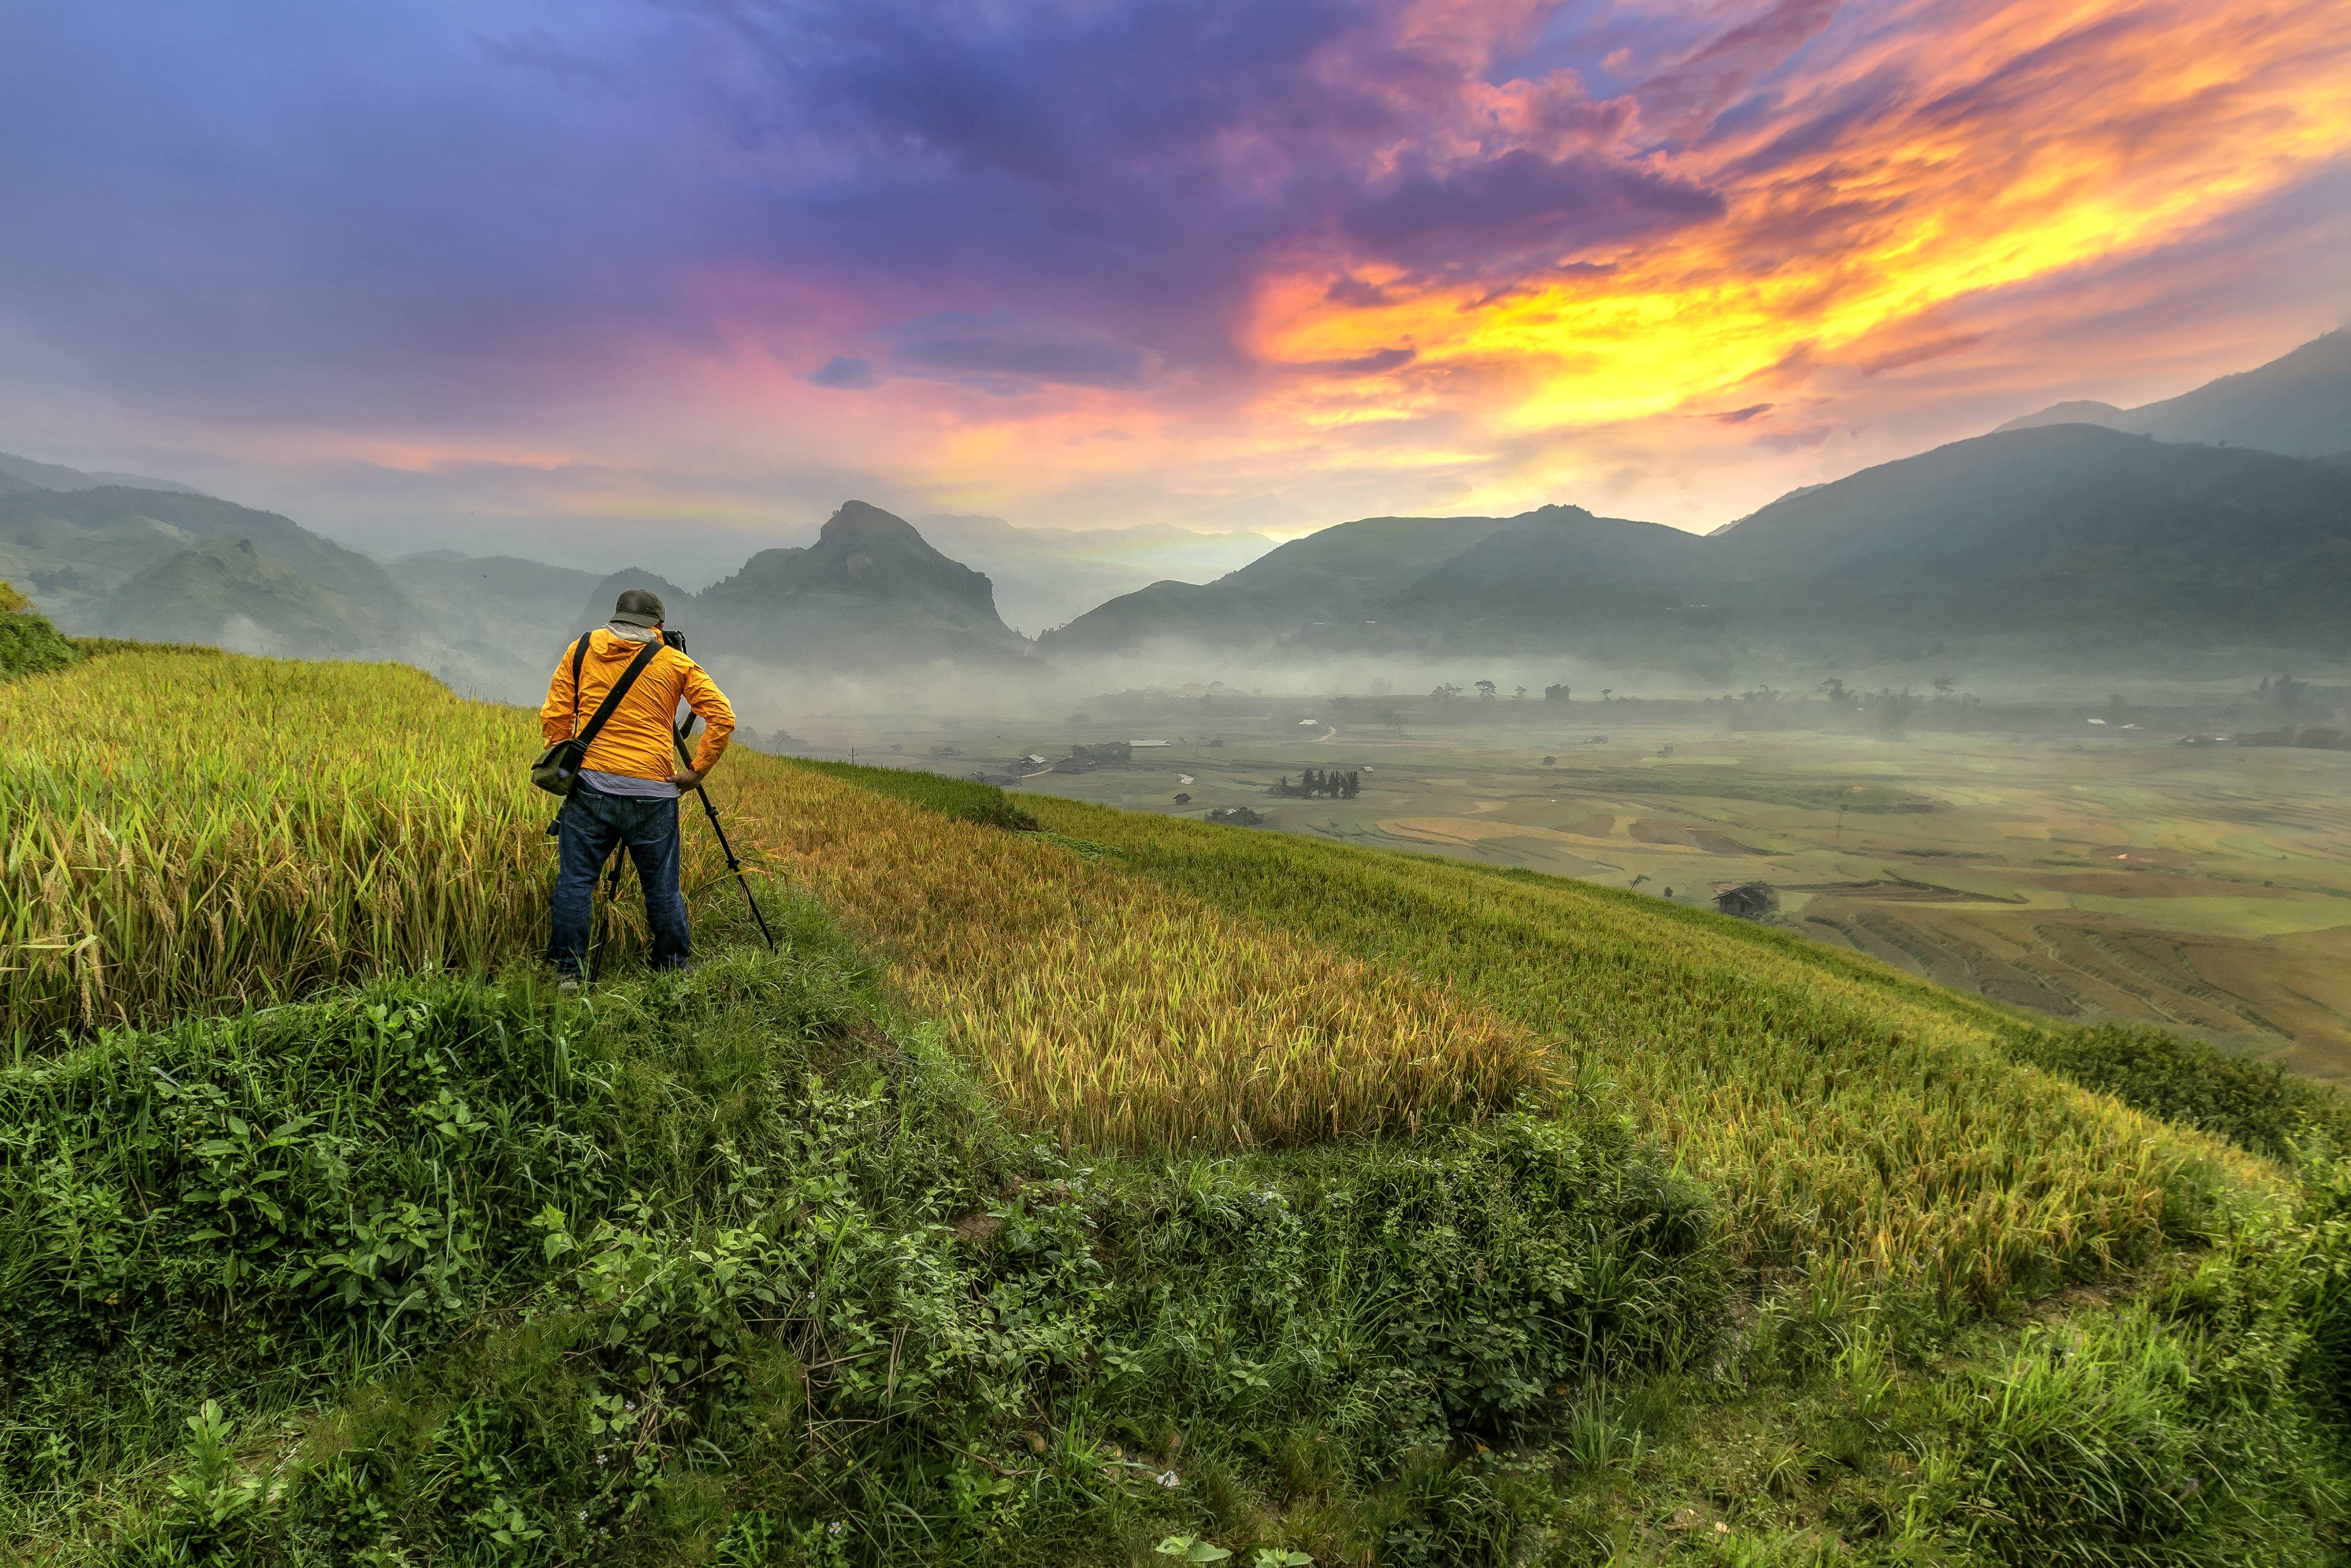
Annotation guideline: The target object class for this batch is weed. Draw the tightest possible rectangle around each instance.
[0,583,80,680]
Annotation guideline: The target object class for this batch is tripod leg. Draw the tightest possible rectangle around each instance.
[674,717,778,951]
[587,842,627,981]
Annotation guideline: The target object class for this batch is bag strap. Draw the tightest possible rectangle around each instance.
[571,633,664,758]
[568,631,589,728]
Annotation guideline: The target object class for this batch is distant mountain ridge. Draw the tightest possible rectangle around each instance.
[0,449,204,495]
[1045,426,2351,673]
[585,501,1038,677]
[0,484,415,659]
[14,327,2351,698]
[1995,330,2351,458]
[0,459,1037,700]
[107,536,404,658]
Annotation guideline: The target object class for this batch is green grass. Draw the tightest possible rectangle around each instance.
[1,901,1721,1564]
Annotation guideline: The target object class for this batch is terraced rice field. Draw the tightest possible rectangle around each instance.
[0,649,1538,1149]
[713,762,1544,1147]
[1022,796,2273,1306]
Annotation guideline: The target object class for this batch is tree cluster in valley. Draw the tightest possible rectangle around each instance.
[1272,768,1360,799]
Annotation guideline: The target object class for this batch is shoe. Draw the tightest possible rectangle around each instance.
[557,976,581,995]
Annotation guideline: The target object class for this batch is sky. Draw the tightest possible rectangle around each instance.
[3,0,2348,572]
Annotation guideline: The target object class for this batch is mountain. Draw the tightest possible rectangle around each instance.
[0,455,1040,702]
[0,449,204,495]
[0,484,414,654]
[912,514,1273,633]
[1381,507,1712,663]
[1703,424,2351,661]
[581,502,1038,682]
[96,536,408,658]
[0,473,591,691]
[1996,398,2127,432]
[1995,330,2351,457]
[1043,427,2351,673]
[1041,510,1534,657]
[392,551,605,625]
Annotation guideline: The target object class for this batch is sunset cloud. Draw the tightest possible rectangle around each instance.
[0,0,2345,561]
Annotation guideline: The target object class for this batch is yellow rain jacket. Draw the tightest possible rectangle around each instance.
[540,630,735,782]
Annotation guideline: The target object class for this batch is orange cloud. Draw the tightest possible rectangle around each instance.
[1243,0,2351,498]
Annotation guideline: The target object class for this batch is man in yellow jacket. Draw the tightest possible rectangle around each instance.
[540,588,736,984]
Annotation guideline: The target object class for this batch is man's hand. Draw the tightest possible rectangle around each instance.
[669,768,705,792]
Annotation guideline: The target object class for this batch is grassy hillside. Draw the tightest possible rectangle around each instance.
[0,649,1536,1150]
[5,647,2350,1564]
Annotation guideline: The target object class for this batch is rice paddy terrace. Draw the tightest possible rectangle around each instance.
[4,642,2349,1565]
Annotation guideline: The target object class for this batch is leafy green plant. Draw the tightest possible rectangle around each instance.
[141,1400,276,1566]
[0,580,79,680]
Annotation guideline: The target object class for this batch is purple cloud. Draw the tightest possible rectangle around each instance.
[1290,345,1419,375]
[810,355,881,390]
[3,0,2333,532]
[0,0,1756,431]
[1327,148,1724,277]
[475,29,632,97]
[1636,0,1841,137]
[895,328,1148,391]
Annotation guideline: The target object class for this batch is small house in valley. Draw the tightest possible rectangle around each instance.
[1712,881,1777,920]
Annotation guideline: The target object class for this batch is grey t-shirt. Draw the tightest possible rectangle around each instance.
[579,769,679,800]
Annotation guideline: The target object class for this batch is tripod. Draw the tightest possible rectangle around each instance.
[585,739,775,977]
[673,712,776,951]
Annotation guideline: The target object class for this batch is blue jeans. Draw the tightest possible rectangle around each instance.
[548,784,690,975]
